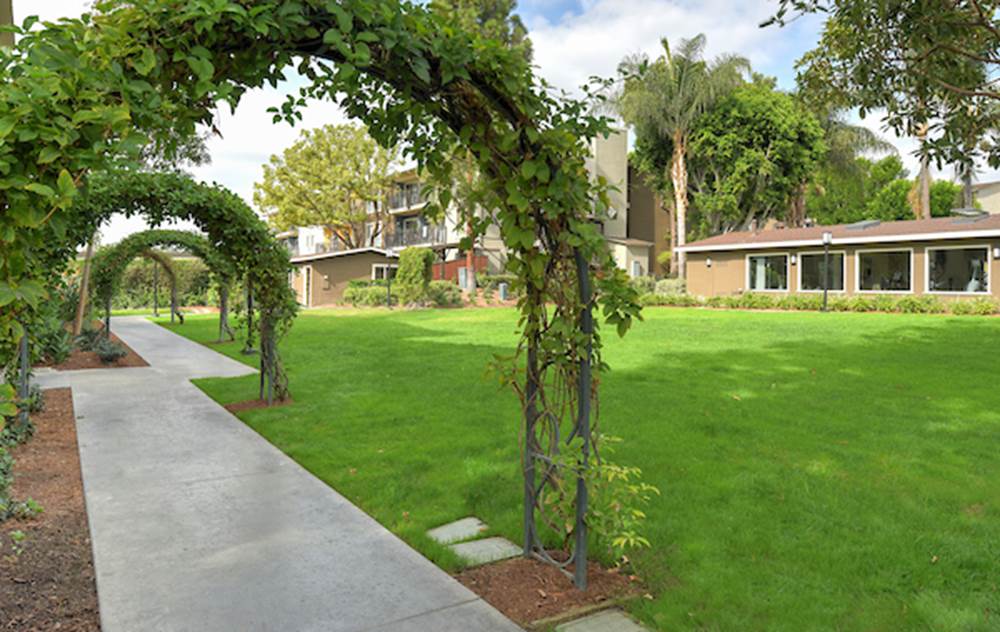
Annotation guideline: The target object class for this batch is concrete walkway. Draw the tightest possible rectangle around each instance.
[37,317,521,632]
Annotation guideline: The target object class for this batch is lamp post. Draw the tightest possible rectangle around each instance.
[822,231,833,312]
[385,249,396,308]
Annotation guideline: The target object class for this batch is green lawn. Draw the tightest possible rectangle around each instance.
[159,307,1000,631]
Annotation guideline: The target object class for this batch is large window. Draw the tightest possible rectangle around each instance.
[371,264,398,281]
[747,254,789,291]
[858,250,912,292]
[928,246,989,293]
[799,252,845,292]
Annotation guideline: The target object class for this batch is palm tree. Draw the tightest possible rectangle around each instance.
[1,0,13,49]
[789,106,896,226]
[614,35,749,278]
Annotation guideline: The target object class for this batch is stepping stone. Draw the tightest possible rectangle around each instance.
[449,536,521,565]
[427,517,489,544]
[556,609,649,632]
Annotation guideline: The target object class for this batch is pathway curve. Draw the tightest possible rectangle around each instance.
[36,316,521,632]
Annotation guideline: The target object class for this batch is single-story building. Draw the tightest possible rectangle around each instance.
[290,248,398,307]
[678,215,1000,300]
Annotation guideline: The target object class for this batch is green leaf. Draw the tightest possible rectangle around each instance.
[0,117,15,140]
[57,170,77,199]
[25,183,55,198]
[134,47,156,76]
[37,146,61,164]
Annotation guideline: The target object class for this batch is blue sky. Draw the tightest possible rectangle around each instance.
[15,1,952,242]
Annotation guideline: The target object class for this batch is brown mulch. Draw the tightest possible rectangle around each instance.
[0,388,100,631]
[37,331,147,371]
[456,554,641,627]
[224,398,293,414]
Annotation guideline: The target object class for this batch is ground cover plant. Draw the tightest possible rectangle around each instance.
[165,308,1000,631]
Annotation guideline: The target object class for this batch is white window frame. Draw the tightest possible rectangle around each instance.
[855,247,915,294]
[371,263,399,280]
[925,243,992,295]
[797,250,847,293]
[744,252,790,292]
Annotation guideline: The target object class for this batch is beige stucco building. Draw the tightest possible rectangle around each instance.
[290,248,398,307]
[679,215,1000,301]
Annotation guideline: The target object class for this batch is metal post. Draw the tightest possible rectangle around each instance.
[823,242,830,312]
[572,249,592,591]
[386,267,392,308]
[153,262,159,317]
[17,325,29,429]
[523,336,539,557]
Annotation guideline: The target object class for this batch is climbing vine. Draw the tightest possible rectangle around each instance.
[90,228,238,341]
[0,0,643,585]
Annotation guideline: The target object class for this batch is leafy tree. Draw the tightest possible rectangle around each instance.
[866,179,962,221]
[254,124,400,250]
[768,1,1000,168]
[687,81,825,235]
[807,155,908,224]
[614,34,749,277]
[429,0,531,61]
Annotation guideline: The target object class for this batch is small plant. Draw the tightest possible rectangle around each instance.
[654,277,686,295]
[7,529,27,556]
[95,339,128,364]
[343,285,397,307]
[75,326,105,352]
[629,275,656,294]
[846,296,876,312]
[896,295,946,314]
[951,297,997,316]
[735,293,776,310]
[427,280,464,307]
[871,294,898,312]
[543,435,660,562]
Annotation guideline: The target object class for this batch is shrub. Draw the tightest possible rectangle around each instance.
[639,293,702,307]
[95,339,128,364]
[871,294,899,312]
[630,275,656,294]
[950,297,997,316]
[34,312,72,365]
[396,247,436,304]
[655,278,686,295]
[343,285,397,307]
[896,295,946,314]
[846,296,876,312]
[734,293,776,309]
[827,296,852,312]
[427,281,464,307]
[74,326,104,351]
[775,294,823,311]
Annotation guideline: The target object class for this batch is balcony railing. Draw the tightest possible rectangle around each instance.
[387,185,427,211]
[386,224,448,248]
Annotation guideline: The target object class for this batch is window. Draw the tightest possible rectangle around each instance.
[858,250,911,292]
[747,254,788,291]
[799,252,845,291]
[372,264,398,281]
[928,246,989,293]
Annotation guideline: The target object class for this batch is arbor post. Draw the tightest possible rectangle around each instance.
[572,249,593,590]
[17,324,29,430]
[105,295,112,336]
[153,262,159,317]
[242,277,256,355]
[522,330,539,557]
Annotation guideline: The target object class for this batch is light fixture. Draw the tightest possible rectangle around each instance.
[822,231,833,246]
[790,254,797,265]
[993,246,1000,260]
[706,257,712,268]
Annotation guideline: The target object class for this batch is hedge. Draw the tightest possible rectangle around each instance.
[639,292,999,315]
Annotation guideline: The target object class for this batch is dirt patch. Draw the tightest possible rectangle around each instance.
[38,331,147,371]
[224,398,294,414]
[455,554,641,627]
[0,388,100,631]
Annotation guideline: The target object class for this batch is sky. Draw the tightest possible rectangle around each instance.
[13,0,971,243]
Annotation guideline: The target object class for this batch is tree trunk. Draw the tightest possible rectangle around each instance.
[963,165,974,208]
[788,184,807,228]
[916,124,932,219]
[664,198,676,277]
[670,134,689,279]
[72,239,95,336]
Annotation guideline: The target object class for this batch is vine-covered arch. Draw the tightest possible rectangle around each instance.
[90,228,238,341]
[1,1,643,587]
[74,172,296,401]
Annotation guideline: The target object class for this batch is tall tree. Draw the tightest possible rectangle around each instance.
[614,34,749,277]
[255,124,400,250]
[688,81,825,235]
[428,0,532,292]
[768,1,1000,169]
[429,0,532,61]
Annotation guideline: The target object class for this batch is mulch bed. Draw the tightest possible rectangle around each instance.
[0,388,100,631]
[37,331,147,371]
[224,398,294,414]
[456,554,642,627]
